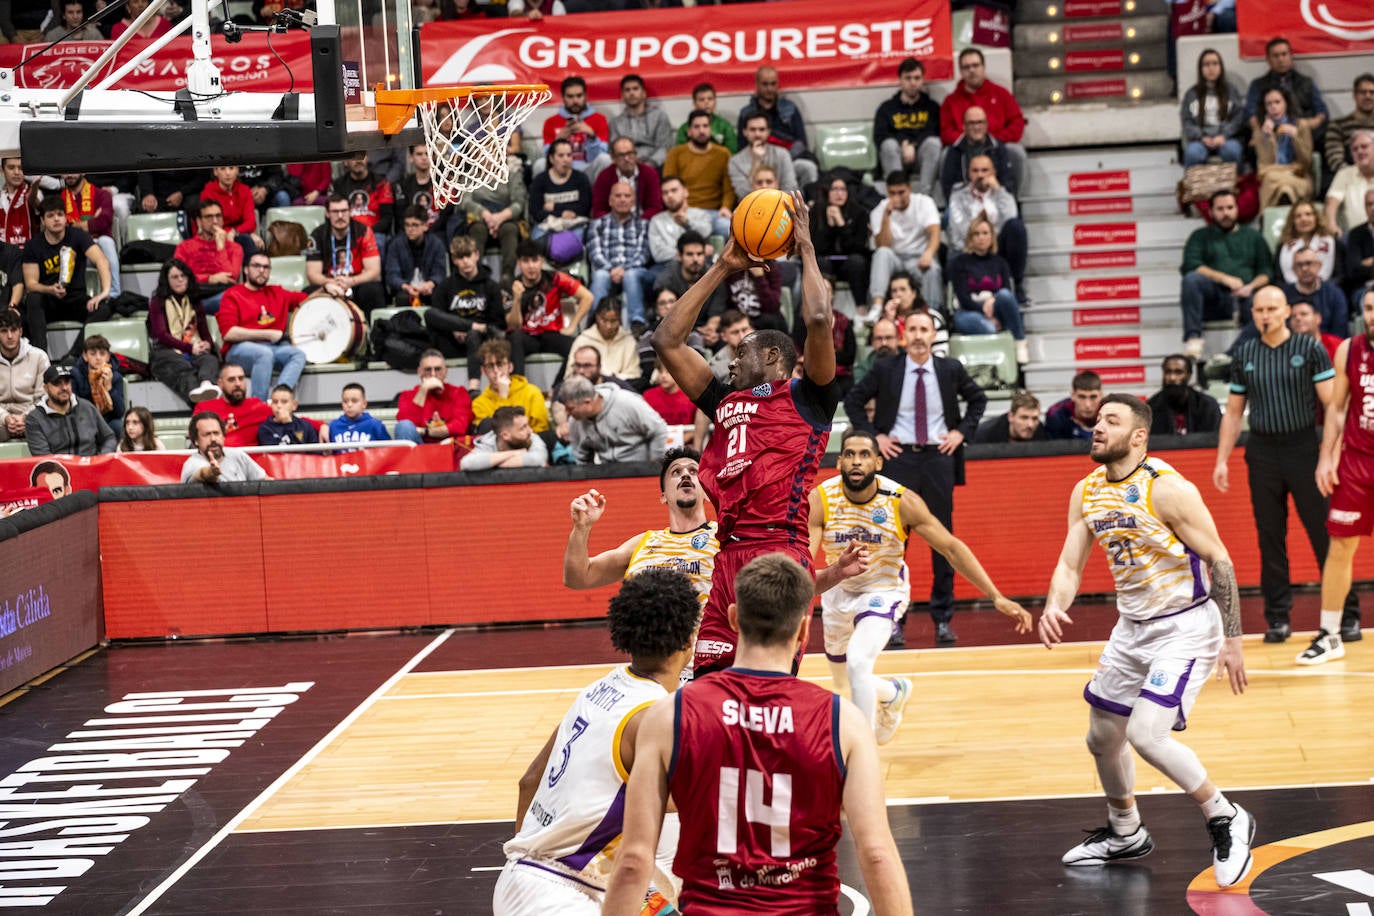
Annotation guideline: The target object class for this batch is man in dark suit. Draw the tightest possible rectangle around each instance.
[844,310,987,646]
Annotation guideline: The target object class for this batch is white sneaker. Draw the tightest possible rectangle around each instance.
[1015,340,1030,364]
[189,381,221,403]
[1295,629,1345,666]
[1208,805,1255,887]
[1184,337,1206,360]
[873,677,911,746]
[1061,825,1154,866]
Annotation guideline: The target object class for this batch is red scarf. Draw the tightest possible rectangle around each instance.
[63,182,96,223]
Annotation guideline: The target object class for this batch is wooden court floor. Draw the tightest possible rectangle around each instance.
[0,596,1371,914]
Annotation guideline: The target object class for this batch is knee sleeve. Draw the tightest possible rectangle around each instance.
[1125,701,1208,794]
[1086,707,1135,800]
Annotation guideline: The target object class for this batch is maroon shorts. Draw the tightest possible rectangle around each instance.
[1327,449,1374,538]
[693,538,813,677]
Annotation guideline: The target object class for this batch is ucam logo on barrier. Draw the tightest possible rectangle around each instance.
[421,0,953,97]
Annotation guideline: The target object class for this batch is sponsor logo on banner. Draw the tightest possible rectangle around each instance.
[1064,0,1121,16]
[1073,223,1137,246]
[1064,49,1126,72]
[1068,170,1131,194]
[420,0,954,96]
[1074,307,1141,326]
[1069,197,1133,215]
[1094,365,1147,384]
[1072,250,1137,269]
[1077,277,1141,300]
[1076,337,1141,359]
[1066,78,1129,99]
[971,4,1011,46]
[1062,23,1122,42]
[1238,0,1374,56]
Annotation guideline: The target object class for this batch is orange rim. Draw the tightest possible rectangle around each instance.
[373,83,550,135]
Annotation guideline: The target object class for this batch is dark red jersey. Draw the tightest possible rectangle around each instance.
[669,669,845,914]
[692,376,840,545]
[1344,333,1374,457]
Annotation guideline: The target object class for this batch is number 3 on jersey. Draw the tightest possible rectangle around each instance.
[725,424,749,458]
[717,766,791,856]
[547,716,589,787]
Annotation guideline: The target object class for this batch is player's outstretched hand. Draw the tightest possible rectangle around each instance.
[569,488,607,528]
[833,541,869,581]
[717,236,763,275]
[994,596,1033,635]
[1315,454,1339,498]
[1037,605,1073,648]
[1216,636,1247,695]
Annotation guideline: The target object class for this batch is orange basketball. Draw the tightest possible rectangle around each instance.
[731,188,795,260]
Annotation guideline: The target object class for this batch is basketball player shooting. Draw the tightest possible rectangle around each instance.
[652,189,857,678]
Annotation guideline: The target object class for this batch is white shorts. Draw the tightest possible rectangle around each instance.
[1084,600,1223,730]
[492,857,602,915]
[821,587,907,661]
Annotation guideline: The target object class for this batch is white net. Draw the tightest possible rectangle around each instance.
[417,87,552,207]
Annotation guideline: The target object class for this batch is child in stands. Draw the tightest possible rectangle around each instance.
[329,382,390,450]
[258,383,321,446]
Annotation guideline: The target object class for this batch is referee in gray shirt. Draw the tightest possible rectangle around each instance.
[1214,286,1360,642]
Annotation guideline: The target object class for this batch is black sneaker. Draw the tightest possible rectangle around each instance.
[1341,622,1362,642]
[1263,623,1291,643]
[1061,825,1154,866]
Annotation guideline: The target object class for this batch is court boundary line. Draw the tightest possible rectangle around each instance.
[124,628,457,916]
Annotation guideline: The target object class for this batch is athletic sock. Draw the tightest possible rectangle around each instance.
[1200,791,1236,822]
[1320,610,1342,637]
[1108,804,1141,835]
[875,677,898,704]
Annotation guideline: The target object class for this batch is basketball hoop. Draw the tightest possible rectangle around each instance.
[375,84,551,207]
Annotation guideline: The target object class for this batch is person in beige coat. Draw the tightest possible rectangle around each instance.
[0,308,49,443]
[1253,87,1314,209]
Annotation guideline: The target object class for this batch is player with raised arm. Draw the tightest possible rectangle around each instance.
[652,189,848,677]
[495,569,699,914]
[601,554,914,916]
[1038,394,1253,887]
[810,428,1032,744]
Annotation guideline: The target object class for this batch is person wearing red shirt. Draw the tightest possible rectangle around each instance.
[642,364,702,446]
[507,238,593,378]
[305,194,386,315]
[0,159,35,247]
[395,349,474,443]
[61,173,122,300]
[174,199,243,308]
[541,76,611,178]
[939,48,1029,197]
[216,253,309,400]
[200,166,263,255]
[197,363,324,448]
[287,162,332,206]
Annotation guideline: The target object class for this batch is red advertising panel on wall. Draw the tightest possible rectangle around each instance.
[1238,0,1374,59]
[420,0,953,98]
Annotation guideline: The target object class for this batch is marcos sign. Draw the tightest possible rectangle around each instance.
[420,0,953,98]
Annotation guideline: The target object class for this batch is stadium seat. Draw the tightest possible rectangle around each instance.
[264,206,327,237]
[815,123,876,174]
[270,255,308,292]
[525,352,565,394]
[779,286,794,330]
[0,440,30,459]
[84,319,150,375]
[1261,206,1290,253]
[948,332,1017,391]
[124,212,182,244]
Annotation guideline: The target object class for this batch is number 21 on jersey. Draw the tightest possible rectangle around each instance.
[725,425,749,459]
[717,766,791,856]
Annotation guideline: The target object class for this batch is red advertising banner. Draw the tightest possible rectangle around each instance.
[1094,365,1146,385]
[0,33,311,92]
[1238,0,1374,59]
[1065,77,1128,100]
[420,0,954,98]
[1069,196,1133,216]
[1064,49,1126,72]
[1075,336,1142,360]
[1077,276,1142,300]
[1072,250,1136,269]
[1062,23,1122,43]
[969,4,1011,48]
[1062,0,1120,17]
[1068,170,1131,194]
[1073,306,1141,326]
[1073,222,1137,246]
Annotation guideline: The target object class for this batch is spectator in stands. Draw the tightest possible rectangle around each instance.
[328,382,389,447]
[974,390,1047,444]
[286,162,332,207]
[0,307,46,443]
[200,165,263,258]
[642,360,700,443]
[566,299,641,383]
[138,168,209,215]
[809,173,870,307]
[240,164,291,213]
[46,0,103,39]
[947,216,1029,365]
[947,153,1029,304]
[663,110,735,237]
[875,57,943,198]
[460,404,548,471]
[1326,73,1374,177]
[647,176,712,265]
[636,288,704,378]
[174,198,242,309]
[427,235,504,389]
[1252,88,1314,210]
[529,138,593,239]
[1044,370,1102,440]
[0,240,20,309]
[306,194,385,316]
[707,309,751,384]
[542,76,611,180]
[736,66,818,188]
[366,148,406,188]
[869,171,942,316]
[940,48,1028,197]
[728,112,799,200]
[587,182,651,331]
[181,412,268,484]
[258,383,321,446]
[676,82,737,153]
[217,253,308,400]
[147,257,222,405]
[854,317,900,384]
[878,270,947,355]
[608,75,674,169]
[1245,37,1327,149]
[593,137,662,219]
[940,106,1015,204]
[1276,201,1337,284]
[1179,189,1273,358]
[460,155,525,285]
[471,337,550,435]
[1343,189,1374,299]
[117,406,165,452]
[507,239,592,377]
[1180,48,1246,166]
[1291,299,1344,362]
[1284,245,1348,337]
[727,258,785,333]
[1147,354,1221,436]
[26,364,115,456]
[653,231,727,326]
[394,145,441,226]
[565,344,637,392]
[395,348,474,444]
[22,195,113,357]
[59,173,122,302]
[333,151,395,248]
[71,334,123,425]
[198,362,277,447]
[557,374,666,464]
[1325,130,1374,236]
[0,159,34,247]
[384,205,446,308]
[112,0,171,38]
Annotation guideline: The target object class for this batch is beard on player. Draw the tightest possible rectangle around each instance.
[843,466,877,493]
[1089,428,1132,465]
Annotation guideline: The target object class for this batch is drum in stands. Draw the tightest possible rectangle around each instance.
[289,295,367,364]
